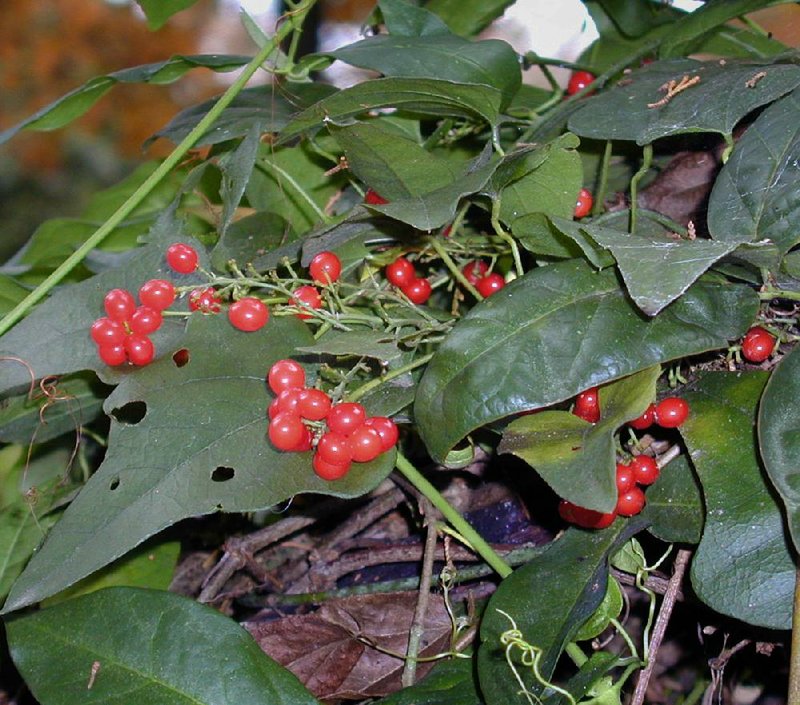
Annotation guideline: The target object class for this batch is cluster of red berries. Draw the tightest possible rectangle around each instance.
[740,325,776,363]
[572,386,690,430]
[289,251,342,320]
[90,280,176,366]
[266,360,399,480]
[559,454,660,529]
[384,256,432,305]
[462,260,506,298]
[574,187,593,218]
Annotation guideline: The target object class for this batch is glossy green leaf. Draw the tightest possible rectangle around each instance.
[582,224,737,315]
[573,576,623,641]
[499,367,660,513]
[478,521,643,704]
[0,55,252,145]
[759,345,800,554]
[707,86,800,258]
[568,60,800,145]
[210,212,293,270]
[7,587,320,705]
[246,142,341,235]
[41,541,180,607]
[424,0,517,37]
[279,78,504,142]
[641,453,703,544]
[519,215,613,266]
[297,330,402,362]
[3,315,396,612]
[379,0,451,37]
[330,122,464,201]
[541,652,618,705]
[219,125,263,237]
[134,0,200,29]
[0,373,110,445]
[659,0,787,58]
[682,372,794,630]
[593,0,675,38]
[415,259,757,461]
[329,34,520,110]
[377,657,482,705]
[0,275,30,315]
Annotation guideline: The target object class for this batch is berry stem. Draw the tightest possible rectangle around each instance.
[426,237,484,301]
[347,353,434,403]
[491,199,524,278]
[0,0,319,338]
[394,452,513,579]
[628,143,653,234]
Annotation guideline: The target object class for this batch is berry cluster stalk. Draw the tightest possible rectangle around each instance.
[0,0,319,338]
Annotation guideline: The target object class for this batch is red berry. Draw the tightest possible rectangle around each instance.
[567,70,595,96]
[129,306,162,335]
[327,402,366,436]
[104,289,136,322]
[462,260,489,286]
[616,487,646,517]
[166,243,199,274]
[312,453,351,480]
[364,416,399,452]
[574,188,593,218]
[316,431,353,466]
[269,388,304,419]
[90,317,126,346]
[268,359,306,394]
[476,273,505,298]
[291,285,322,319]
[138,279,175,311]
[268,412,306,451]
[309,251,342,285]
[562,500,616,529]
[189,287,222,314]
[741,326,775,363]
[124,334,155,366]
[228,297,269,332]
[297,388,332,421]
[631,455,659,486]
[616,463,635,493]
[97,342,127,366]
[290,427,313,452]
[655,397,690,428]
[364,188,389,205]
[348,426,383,463]
[386,257,416,288]
[628,403,656,430]
[573,387,600,423]
[402,278,432,305]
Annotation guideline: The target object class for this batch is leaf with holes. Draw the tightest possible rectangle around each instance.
[7,587,320,705]
[2,315,396,612]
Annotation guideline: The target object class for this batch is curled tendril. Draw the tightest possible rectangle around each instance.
[496,609,576,705]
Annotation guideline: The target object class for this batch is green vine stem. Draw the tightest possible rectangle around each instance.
[395,452,513,579]
[628,143,653,234]
[0,0,318,338]
[427,237,484,301]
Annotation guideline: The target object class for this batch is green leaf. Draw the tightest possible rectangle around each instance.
[518,215,613,266]
[0,55,253,145]
[210,212,292,270]
[415,259,758,462]
[499,367,660,513]
[423,0,517,37]
[567,60,800,145]
[641,454,703,544]
[6,587,320,705]
[0,275,30,315]
[328,34,520,110]
[0,373,110,445]
[219,125,263,237]
[477,521,643,704]
[659,0,787,58]
[279,78,504,142]
[593,0,675,38]
[759,345,800,555]
[379,0,451,37]
[377,657,482,705]
[682,372,794,630]
[573,576,623,641]
[707,86,800,258]
[134,0,201,29]
[582,224,737,315]
[41,541,180,607]
[297,330,403,363]
[3,315,396,612]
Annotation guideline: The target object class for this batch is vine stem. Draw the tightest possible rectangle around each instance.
[394,452,513,579]
[0,0,318,338]
[788,565,800,704]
